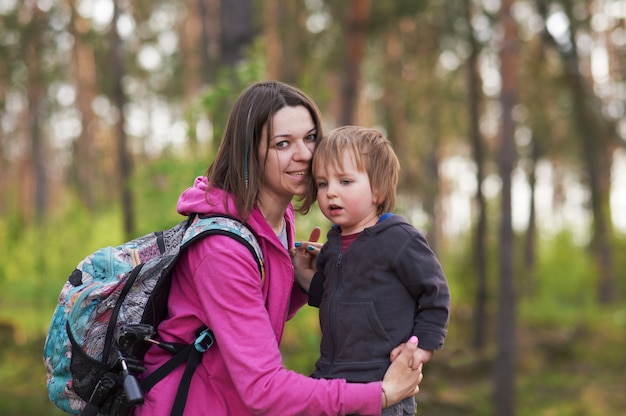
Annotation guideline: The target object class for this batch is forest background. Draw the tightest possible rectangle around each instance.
[0,0,625,415]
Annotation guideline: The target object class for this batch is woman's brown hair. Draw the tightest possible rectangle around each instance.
[206,81,323,221]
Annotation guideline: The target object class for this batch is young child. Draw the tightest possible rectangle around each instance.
[294,125,450,416]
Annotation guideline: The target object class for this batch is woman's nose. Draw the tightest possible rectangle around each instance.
[294,140,314,161]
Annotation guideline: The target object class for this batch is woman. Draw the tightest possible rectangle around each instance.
[136,81,422,416]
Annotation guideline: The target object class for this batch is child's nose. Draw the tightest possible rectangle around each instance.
[324,182,337,197]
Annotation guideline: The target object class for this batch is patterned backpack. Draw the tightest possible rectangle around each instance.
[43,214,264,416]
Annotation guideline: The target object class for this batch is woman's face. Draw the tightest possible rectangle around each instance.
[258,105,317,207]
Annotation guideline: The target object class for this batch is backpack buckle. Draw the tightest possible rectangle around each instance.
[194,328,215,352]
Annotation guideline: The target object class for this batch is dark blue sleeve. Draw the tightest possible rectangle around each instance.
[307,272,325,307]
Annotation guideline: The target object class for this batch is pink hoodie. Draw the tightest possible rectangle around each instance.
[135,177,382,416]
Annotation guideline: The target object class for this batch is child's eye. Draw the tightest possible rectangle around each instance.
[340,179,351,185]
[317,181,327,189]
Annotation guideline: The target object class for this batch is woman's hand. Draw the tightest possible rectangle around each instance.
[381,336,424,408]
[389,344,433,370]
[292,226,322,254]
[291,227,322,291]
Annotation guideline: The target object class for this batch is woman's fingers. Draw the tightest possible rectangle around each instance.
[294,227,323,255]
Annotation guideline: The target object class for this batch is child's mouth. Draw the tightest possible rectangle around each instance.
[328,204,342,214]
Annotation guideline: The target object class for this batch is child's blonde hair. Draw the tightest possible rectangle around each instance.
[305,125,400,215]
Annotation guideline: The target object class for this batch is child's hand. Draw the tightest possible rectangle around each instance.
[290,227,322,291]
[390,343,432,370]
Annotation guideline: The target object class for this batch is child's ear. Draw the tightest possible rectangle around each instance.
[372,187,381,205]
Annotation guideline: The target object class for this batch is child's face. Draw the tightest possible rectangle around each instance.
[315,152,380,235]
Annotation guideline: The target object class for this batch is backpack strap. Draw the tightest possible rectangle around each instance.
[140,327,214,416]
[184,214,265,281]
[140,214,264,416]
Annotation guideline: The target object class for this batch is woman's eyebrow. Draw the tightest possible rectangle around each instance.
[273,127,316,139]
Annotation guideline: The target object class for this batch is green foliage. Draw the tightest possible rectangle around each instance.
[438,229,500,307]
[198,60,265,153]
[520,230,595,325]
[0,203,126,415]
[0,204,126,339]
[132,155,211,234]
[294,204,331,241]
[0,333,65,416]
[281,306,321,375]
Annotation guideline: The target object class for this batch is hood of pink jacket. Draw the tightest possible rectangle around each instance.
[177,176,228,216]
[176,176,296,239]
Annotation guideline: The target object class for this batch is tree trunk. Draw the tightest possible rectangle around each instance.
[495,0,518,414]
[197,0,220,85]
[68,0,97,210]
[219,0,255,67]
[536,0,616,304]
[380,32,410,193]
[523,139,539,295]
[263,0,282,80]
[422,141,440,253]
[562,10,615,305]
[282,2,303,84]
[111,0,134,238]
[578,107,615,303]
[181,0,205,95]
[0,127,5,215]
[339,0,370,125]
[0,64,6,214]
[25,5,48,223]
[466,0,488,351]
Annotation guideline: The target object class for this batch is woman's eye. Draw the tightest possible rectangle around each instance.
[305,133,317,143]
[275,140,289,149]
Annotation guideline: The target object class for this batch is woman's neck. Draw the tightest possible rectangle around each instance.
[263,212,286,234]
[257,197,289,234]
